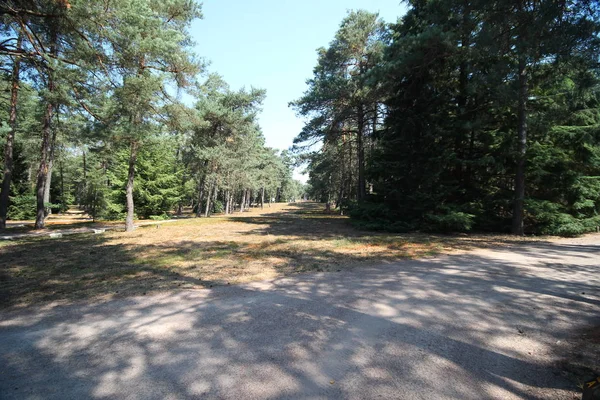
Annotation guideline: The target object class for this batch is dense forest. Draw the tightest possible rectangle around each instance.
[0,0,304,231]
[3,1,600,237]
[293,1,600,236]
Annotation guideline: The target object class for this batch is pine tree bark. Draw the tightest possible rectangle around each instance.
[125,140,139,232]
[212,183,218,212]
[35,99,54,229]
[224,190,230,215]
[260,187,265,209]
[59,161,64,210]
[177,171,186,215]
[0,36,21,229]
[34,29,58,229]
[512,54,528,235]
[43,129,57,216]
[196,174,205,217]
[204,182,213,218]
[357,105,366,200]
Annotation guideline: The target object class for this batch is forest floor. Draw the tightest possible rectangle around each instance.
[0,210,598,399]
[0,202,557,309]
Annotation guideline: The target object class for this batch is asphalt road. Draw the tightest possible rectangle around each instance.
[1,237,599,399]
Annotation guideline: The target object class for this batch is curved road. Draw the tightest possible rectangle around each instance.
[1,237,599,399]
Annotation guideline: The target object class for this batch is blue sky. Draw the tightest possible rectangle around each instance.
[190,0,407,180]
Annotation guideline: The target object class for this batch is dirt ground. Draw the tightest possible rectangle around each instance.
[1,227,598,399]
[0,202,589,309]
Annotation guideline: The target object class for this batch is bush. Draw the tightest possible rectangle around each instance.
[526,199,599,236]
[212,200,224,214]
[8,194,37,220]
[98,202,126,221]
[424,209,475,232]
[149,213,170,221]
[348,201,393,222]
[347,201,412,232]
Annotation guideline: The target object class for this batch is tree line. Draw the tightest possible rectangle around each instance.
[0,0,304,231]
[293,1,600,236]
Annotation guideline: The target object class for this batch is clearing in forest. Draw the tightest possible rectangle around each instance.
[0,202,546,308]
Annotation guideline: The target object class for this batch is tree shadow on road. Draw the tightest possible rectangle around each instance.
[1,239,599,399]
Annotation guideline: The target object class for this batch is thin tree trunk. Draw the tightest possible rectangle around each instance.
[125,140,139,232]
[357,105,366,200]
[177,171,186,215]
[78,149,87,209]
[260,187,265,209]
[59,161,64,212]
[204,183,213,218]
[82,150,86,180]
[43,130,57,216]
[196,175,205,217]
[0,36,21,229]
[240,189,245,212]
[35,29,59,229]
[212,183,218,213]
[35,99,54,229]
[512,54,528,235]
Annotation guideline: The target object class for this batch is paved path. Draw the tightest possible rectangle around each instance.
[1,238,599,399]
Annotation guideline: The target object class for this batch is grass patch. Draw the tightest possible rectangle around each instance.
[0,202,548,309]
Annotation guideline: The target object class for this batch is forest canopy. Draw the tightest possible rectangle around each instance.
[292,1,600,236]
[0,0,305,231]
[2,1,600,237]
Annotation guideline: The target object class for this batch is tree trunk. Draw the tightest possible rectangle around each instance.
[512,54,528,235]
[260,187,265,209]
[125,140,139,232]
[195,175,205,217]
[212,183,218,213]
[357,105,366,200]
[204,183,213,218]
[454,4,471,187]
[35,30,57,229]
[177,171,186,216]
[43,130,57,216]
[59,161,64,211]
[34,100,54,229]
[0,36,21,229]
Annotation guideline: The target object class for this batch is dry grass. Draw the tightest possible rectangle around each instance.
[0,202,548,309]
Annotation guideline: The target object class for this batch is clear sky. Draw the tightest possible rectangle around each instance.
[189,0,407,180]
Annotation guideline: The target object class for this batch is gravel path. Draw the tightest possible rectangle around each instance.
[1,236,598,399]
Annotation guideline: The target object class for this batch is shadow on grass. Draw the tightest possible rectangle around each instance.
[228,202,562,251]
[3,201,600,309]
[0,233,212,308]
[1,204,598,398]
[1,240,599,399]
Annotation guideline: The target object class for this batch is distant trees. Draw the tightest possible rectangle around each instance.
[0,0,303,230]
[295,3,600,236]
